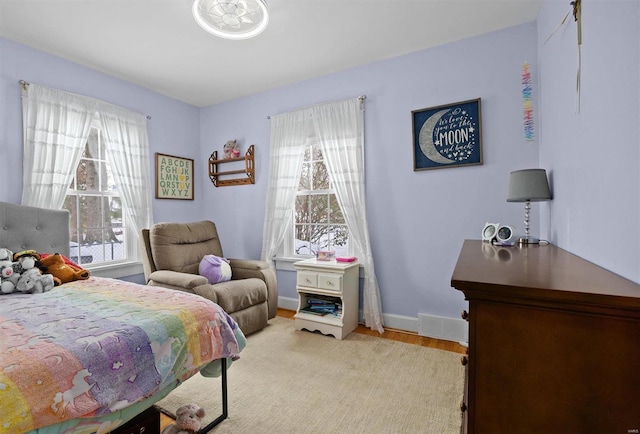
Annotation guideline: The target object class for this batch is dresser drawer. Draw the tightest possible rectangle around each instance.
[317,273,342,292]
[297,271,318,288]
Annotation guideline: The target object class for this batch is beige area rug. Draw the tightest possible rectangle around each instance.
[156,317,464,434]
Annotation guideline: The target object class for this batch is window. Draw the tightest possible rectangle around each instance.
[63,126,131,266]
[292,143,350,257]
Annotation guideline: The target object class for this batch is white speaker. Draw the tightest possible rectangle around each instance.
[481,222,499,242]
[496,225,518,244]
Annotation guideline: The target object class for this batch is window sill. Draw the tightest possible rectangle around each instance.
[274,256,308,271]
[84,261,144,279]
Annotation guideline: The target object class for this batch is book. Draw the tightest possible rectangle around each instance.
[300,306,327,316]
[336,256,357,263]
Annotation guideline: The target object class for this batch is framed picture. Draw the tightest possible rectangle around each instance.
[155,153,194,200]
[412,98,483,171]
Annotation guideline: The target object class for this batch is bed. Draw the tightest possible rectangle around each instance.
[0,201,245,433]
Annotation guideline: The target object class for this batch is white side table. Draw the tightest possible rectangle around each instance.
[293,258,359,340]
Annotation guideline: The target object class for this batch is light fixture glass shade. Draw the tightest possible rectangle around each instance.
[507,169,552,202]
[192,0,269,40]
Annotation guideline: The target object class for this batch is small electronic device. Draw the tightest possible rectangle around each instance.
[482,222,499,242]
[496,225,518,244]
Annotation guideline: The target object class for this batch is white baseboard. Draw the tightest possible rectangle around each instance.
[278,296,298,311]
[277,296,468,343]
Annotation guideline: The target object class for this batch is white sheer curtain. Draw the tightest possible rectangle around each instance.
[21,82,153,240]
[262,96,384,333]
[98,104,154,235]
[21,84,95,208]
[260,110,308,264]
[311,98,384,334]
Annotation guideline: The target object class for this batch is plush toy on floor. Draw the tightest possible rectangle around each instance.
[161,403,206,434]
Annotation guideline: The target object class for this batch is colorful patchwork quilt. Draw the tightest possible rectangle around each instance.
[0,277,244,433]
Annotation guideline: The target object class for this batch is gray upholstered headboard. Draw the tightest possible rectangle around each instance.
[0,201,70,257]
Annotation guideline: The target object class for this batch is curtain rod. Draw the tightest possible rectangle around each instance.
[19,79,152,120]
[267,95,366,119]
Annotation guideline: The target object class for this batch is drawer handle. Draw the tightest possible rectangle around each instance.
[461,356,468,366]
[305,278,312,284]
[461,310,469,321]
[326,281,334,286]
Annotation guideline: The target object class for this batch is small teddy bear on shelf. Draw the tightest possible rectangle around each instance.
[223,140,241,159]
[161,403,206,434]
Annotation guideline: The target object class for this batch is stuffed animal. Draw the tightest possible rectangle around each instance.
[1,248,16,282]
[0,247,13,262]
[223,140,241,159]
[39,253,90,285]
[161,404,205,434]
[13,250,42,275]
[0,248,56,295]
[0,263,16,294]
[16,268,55,294]
[1,258,21,294]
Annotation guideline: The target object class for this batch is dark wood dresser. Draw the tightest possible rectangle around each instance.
[451,240,640,434]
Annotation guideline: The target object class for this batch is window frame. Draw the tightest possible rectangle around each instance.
[64,123,140,272]
[283,142,351,259]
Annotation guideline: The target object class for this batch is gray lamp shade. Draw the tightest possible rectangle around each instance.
[507,169,552,202]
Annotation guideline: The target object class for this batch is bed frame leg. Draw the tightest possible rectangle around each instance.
[198,358,228,433]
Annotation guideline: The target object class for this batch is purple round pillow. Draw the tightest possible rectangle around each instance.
[199,254,232,284]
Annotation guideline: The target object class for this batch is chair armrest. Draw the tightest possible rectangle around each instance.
[229,258,278,319]
[148,270,208,289]
[228,258,270,271]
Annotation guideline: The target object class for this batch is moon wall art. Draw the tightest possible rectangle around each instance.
[412,98,483,171]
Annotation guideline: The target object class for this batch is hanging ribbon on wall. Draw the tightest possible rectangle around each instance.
[522,63,534,141]
[544,0,582,113]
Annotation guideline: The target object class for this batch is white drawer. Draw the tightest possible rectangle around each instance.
[297,271,318,288]
[317,273,342,292]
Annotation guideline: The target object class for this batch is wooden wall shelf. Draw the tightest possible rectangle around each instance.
[208,144,255,187]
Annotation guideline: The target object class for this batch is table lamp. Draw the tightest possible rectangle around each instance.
[507,168,552,244]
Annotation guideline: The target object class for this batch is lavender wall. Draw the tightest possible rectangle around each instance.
[199,22,540,320]
[537,0,640,283]
[6,8,632,328]
[0,37,201,222]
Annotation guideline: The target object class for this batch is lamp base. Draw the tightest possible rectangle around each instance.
[518,236,541,245]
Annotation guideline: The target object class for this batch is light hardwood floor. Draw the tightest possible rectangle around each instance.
[160,308,466,429]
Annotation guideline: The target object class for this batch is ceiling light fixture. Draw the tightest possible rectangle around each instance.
[192,0,269,40]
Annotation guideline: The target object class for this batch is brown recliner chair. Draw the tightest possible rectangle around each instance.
[140,220,277,335]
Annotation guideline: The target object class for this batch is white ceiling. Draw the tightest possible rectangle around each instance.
[0,0,543,107]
